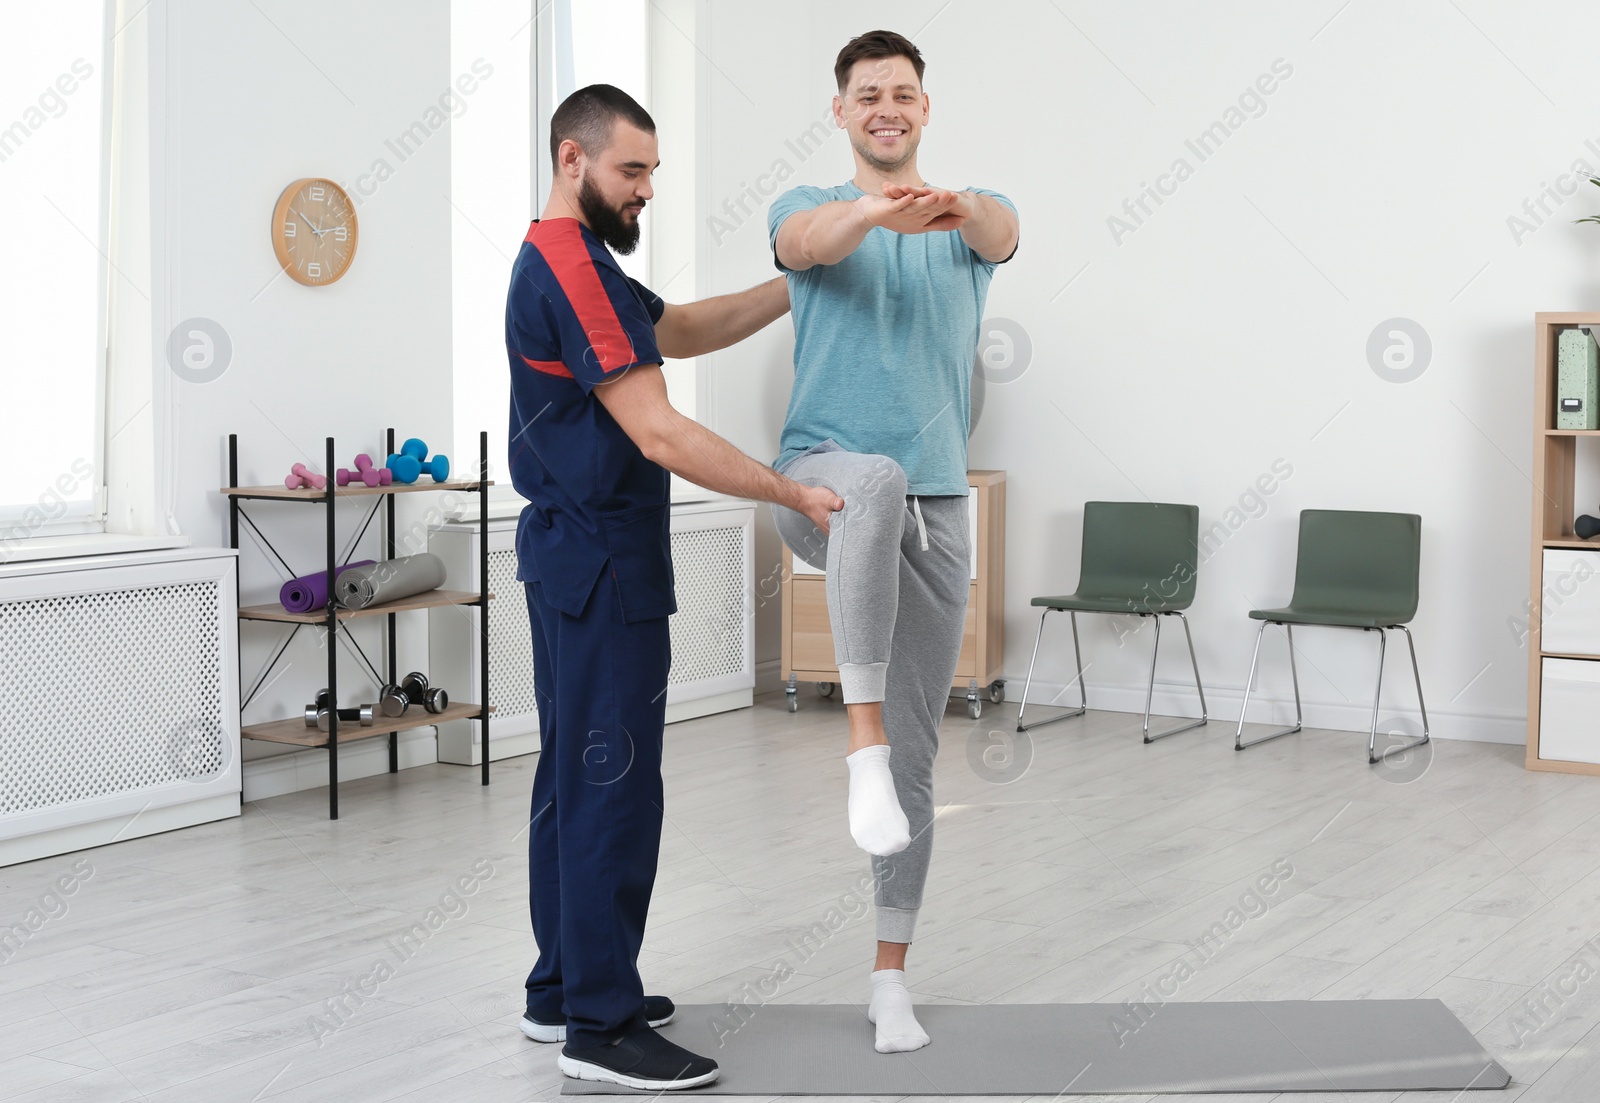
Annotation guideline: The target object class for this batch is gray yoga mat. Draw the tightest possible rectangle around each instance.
[333,553,447,610]
[562,1001,1509,1095]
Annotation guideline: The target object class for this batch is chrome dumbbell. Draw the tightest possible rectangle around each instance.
[378,671,448,717]
[303,690,377,730]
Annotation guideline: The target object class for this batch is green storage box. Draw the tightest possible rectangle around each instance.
[1558,328,1600,430]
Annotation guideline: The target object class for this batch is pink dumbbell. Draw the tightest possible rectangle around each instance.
[336,454,392,488]
[284,463,328,490]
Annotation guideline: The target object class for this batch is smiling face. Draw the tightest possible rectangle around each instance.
[834,53,928,174]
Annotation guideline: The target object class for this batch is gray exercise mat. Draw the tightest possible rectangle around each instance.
[333,553,446,609]
[562,1000,1509,1095]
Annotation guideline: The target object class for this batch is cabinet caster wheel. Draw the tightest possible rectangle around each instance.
[989,680,1005,704]
[817,681,835,698]
[786,694,799,713]
[968,698,982,720]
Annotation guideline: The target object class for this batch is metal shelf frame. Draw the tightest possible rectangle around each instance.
[224,429,492,818]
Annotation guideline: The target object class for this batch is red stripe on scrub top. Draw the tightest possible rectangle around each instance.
[535,221,639,375]
[522,355,573,378]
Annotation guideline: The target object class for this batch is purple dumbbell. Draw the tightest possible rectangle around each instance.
[336,454,391,487]
[285,463,328,490]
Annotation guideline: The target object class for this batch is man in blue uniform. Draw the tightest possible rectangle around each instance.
[506,84,841,1091]
[767,31,1019,1055]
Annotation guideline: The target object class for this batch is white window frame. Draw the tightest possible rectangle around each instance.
[0,0,116,544]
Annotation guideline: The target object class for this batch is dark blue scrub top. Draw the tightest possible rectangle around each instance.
[505,218,675,623]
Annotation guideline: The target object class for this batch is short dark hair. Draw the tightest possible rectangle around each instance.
[549,83,655,164]
[833,30,925,94]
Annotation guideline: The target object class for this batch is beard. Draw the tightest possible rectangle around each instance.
[849,128,919,174]
[578,172,643,255]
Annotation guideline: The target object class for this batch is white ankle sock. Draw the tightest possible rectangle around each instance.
[845,745,910,856]
[867,969,930,1053]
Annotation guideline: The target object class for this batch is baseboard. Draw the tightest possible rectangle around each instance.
[438,725,539,766]
[757,653,1522,746]
[0,793,240,867]
[241,729,440,802]
[755,658,785,696]
[1010,677,1524,745]
[667,688,754,724]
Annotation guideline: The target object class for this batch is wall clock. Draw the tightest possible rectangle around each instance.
[270,177,358,286]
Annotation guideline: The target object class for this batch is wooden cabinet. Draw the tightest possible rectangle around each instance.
[780,470,1005,719]
[1527,314,1600,774]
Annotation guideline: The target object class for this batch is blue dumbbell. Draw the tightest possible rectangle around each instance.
[391,437,449,482]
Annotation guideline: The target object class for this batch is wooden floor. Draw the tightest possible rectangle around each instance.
[4,694,1598,1102]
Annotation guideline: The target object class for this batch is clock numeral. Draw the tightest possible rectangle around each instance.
[283,221,296,237]
[333,225,348,242]
[308,186,325,201]
[307,262,323,278]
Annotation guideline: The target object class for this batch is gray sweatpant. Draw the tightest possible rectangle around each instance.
[773,441,970,943]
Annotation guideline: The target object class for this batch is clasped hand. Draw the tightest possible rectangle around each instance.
[857,185,972,234]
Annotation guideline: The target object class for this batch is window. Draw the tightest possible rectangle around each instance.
[0,1,111,546]
[450,0,656,512]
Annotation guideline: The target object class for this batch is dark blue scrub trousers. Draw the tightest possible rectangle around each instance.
[522,576,669,1050]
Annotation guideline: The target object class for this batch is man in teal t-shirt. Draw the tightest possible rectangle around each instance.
[766,30,1019,1056]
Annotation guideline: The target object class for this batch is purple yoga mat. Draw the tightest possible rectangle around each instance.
[279,560,376,614]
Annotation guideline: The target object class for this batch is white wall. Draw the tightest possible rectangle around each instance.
[155,0,457,768]
[694,0,1600,743]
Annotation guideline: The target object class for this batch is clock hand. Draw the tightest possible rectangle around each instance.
[293,208,326,236]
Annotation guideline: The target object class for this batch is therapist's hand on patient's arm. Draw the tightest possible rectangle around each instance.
[595,362,844,532]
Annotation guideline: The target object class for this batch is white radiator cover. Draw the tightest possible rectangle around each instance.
[0,549,241,866]
[430,499,756,764]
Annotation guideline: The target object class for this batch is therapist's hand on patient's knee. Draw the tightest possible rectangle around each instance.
[800,486,844,535]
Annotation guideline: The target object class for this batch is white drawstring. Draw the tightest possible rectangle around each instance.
[912,496,928,551]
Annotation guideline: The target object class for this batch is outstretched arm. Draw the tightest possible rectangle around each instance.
[774,191,967,271]
[953,190,1018,263]
[594,363,842,532]
[654,277,789,360]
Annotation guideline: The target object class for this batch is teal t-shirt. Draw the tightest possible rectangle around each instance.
[768,182,1015,496]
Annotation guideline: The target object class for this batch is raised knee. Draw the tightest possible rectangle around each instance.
[855,455,908,503]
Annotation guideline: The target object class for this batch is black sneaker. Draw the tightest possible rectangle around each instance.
[520,994,676,1043]
[560,1023,718,1091]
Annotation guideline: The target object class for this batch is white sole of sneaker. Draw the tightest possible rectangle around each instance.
[520,1010,676,1045]
[557,1053,718,1090]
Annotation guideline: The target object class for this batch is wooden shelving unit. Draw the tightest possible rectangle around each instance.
[238,589,488,624]
[241,701,494,749]
[224,430,494,817]
[1527,313,1600,775]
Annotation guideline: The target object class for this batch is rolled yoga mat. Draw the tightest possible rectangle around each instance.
[279,560,375,614]
[333,553,446,610]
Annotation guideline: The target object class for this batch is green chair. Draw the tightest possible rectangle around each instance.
[1235,509,1430,764]
[1016,502,1207,742]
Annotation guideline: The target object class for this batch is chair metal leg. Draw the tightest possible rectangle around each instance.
[1235,620,1304,750]
[1365,627,1387,763]
[1016,609,1088,733]
[1369,624,1430,765]
[1142,612,1209,743]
